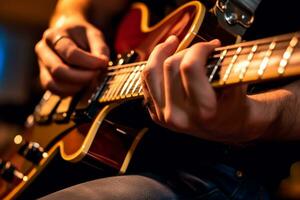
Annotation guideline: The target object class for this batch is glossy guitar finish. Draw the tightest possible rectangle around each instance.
[1,1,300,199]
[0,2,205,199]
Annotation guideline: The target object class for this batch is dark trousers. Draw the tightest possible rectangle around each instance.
[40,164,269,200]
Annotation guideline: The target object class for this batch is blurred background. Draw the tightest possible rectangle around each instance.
[0,0,57,148]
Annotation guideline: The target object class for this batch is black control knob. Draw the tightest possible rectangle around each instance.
[19,142,48,165]
[0,159,27,182]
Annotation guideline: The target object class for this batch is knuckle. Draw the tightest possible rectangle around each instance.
[163,57,174,72]
[199,107,216,122]
[50,65,61,77]
[153,43,165,53]
[142,65,153,80]
[180,60,195,74]
[164,108,188,130]
[43,29,55,40]
[164,110,177,127]
[34,41,43,54]
[92,29,103,37]
[65,47,77,61]
[42,78,54,91]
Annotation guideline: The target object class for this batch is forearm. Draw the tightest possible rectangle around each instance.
[50,0,91,27]
[50,0,129,27]
[247,80,300,141]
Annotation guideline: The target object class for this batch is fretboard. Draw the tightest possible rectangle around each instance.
[99,61,147,103]
[99,32,300,103]
[209,32,300,87]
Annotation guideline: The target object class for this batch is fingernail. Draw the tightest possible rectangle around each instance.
[210,39,221,46]
[165,35,178,43]
[99,54,109,61]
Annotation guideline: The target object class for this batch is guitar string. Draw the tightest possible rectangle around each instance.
[106,45,300,77]
[106,59,300,86]
[212,41,291,58]
[106,33,299,72]
[101,56,300,101]
[102,59,300,101]
[215,32,299,51]
[106,40,299,78]
[104,57,300,96]
[100,34,299,99]
[103,57,300,97]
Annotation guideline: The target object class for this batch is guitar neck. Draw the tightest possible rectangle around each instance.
[99,61,147,103]
[99,32,300,104]
[209,32,300,87]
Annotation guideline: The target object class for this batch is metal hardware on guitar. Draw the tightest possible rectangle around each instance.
[18,141,48,165]
[0,159,27,182]
[12,134,48,165]
[214,0,258,36]
[34,91,61,124]
[72,50,138,122]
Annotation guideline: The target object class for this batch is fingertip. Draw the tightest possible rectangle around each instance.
[90,57,108,70]
[98,55,109,67]
[91,47,110,58]
[209,39,221,46]
[84,53,109,69]
[99,54,109,62]
[165,35,179,44]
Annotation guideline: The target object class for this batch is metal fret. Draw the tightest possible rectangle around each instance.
[132,64,145,95]
[119,65,139,97]
[278,36,298,75]
[138,83,143,94]
[104,74,120,100]
[111,67,132,100]
[125,65,142,96]
[99,64,144,102]
[222,47,242,83]
[209,50,227,82]
[99,33,300,103]
[132,77,141,95]
[239,44,257,80]
[100,76,114,101]
[105,67,127,101]
[258,41,276,77]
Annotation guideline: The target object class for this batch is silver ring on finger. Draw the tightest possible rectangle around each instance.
[52,35,71,47]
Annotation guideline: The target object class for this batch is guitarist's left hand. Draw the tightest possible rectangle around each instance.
[142,36,260,144]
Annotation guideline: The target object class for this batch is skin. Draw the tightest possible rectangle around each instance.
[35,0,128,96]
[143,35,300,144]
[36,0,300,144]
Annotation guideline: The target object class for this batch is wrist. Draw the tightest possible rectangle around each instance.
[244,96,270,141]
[50,14,87,28]
[245,90,289,141]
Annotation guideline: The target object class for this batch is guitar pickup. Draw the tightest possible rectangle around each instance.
[52,96,74,123]
[34,91,60,124]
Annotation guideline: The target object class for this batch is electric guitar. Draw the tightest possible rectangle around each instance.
[0,1,299,199]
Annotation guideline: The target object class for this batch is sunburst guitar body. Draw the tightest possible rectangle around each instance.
[0,2,207,199]
[1,1,300,199]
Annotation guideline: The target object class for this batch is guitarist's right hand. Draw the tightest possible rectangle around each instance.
[35,15,109,97]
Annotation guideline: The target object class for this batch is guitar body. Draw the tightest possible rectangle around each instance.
[2,1,299,199]
[0,2,207,199]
